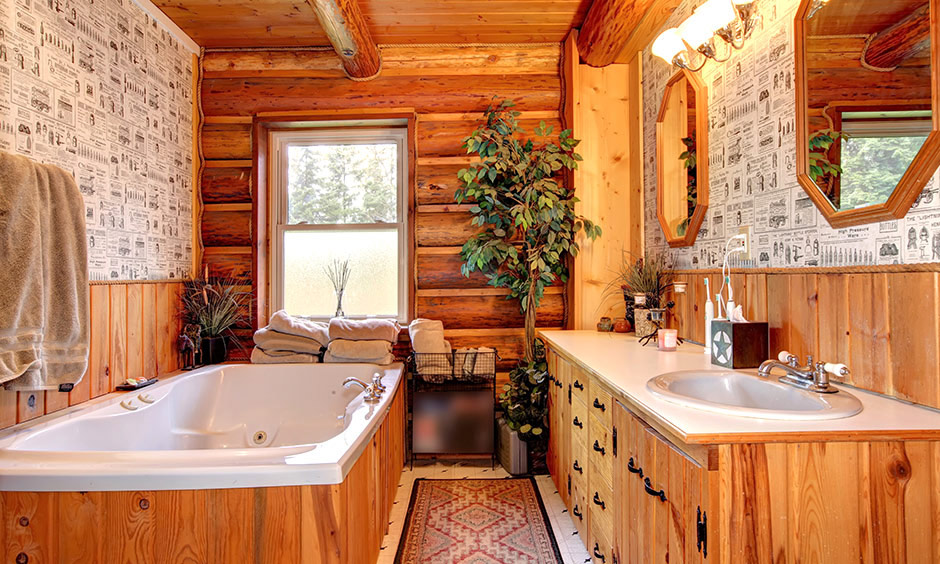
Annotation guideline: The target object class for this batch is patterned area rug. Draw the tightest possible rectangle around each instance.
[395,478,562,564]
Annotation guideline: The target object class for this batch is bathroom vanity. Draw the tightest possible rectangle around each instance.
[542,330,940,564]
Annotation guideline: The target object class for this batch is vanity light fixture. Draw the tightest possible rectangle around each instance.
[652,0,761,71]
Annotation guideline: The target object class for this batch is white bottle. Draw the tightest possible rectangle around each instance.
[703,278,714,354]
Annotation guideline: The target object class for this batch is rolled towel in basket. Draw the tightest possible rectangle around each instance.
[329,318,400,343]
[456,346,496,378]
[253,327,325,355]
[251,347,320,364]
[325,339,394,364]
[268,310,330,344]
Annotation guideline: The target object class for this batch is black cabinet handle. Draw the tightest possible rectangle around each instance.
[644,477,667,502]
[573,460,583,474]
[593,440,606,456]
[593,398,606,412]
[593,491,606,510]
[572,504,583,520]
[573,380,584,391]
[627,457,643,477]
[593,543,606,563]
[573,416,583,429]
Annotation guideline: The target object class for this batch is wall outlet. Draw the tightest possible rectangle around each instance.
[737,226,751,260]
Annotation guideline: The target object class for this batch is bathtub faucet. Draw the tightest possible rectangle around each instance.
[343,377,383,403]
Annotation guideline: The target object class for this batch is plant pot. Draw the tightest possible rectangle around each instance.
[497,418,529,475]
[634,308,655,339]
[201,336,227,365]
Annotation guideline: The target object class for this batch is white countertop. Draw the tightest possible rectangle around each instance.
[539,330,940,444]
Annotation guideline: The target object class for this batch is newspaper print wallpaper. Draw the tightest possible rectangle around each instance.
[643,0,940,269]
[0,0,194,281]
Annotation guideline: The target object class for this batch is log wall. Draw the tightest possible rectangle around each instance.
[199,46,569,371]
[0,282,184,431]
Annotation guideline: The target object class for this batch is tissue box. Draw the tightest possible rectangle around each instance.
[710,320,768,369]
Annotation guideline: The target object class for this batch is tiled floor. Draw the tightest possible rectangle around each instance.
[376,460,592,564]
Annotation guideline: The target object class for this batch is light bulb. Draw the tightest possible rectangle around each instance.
[652,28,686,65]
[678,10,716,50]
[696,0,738,31]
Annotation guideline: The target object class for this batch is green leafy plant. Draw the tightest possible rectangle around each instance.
[456,98,601,444]
[808,129,847,184]
[180,276,251,349]
[677,131,697,236]
[604,248,675,316]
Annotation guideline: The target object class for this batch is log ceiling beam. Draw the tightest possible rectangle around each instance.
[305,0,381,79]
[862,4,931,69]
[577,0,682,67]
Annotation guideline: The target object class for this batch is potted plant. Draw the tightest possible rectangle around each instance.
[180,276,251,365]
[456,98,601,471]
[605,249,675,338]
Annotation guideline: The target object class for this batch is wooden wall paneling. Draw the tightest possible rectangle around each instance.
[109,285,128,388]
[817,274,849,381]
[153,490,208,564]
[156,283,174,376]
[887,272,940,408]
[846,273,891,394]
[416,163,466,204]
[142,284,158,381]
[0,389,15,428]
[257,487,302,563]
[89,285,111,398]
[203,210,253,247]
[16,389,43,424]
[202,166,252,203]
[787,274,818,361]
[414,211,480,247]
[202,123,253,160]
[416,117,562,158]
[67,287,94,407]
[1,491,57,563]
[57,492,104,564]
[416,292,565,330]
[105,491,156,562]
[208,488,254,561]
[301,485,345,564]
[766,275,791,356]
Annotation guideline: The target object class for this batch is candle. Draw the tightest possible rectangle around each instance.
[633,293,647,306]
[658,329,678,351]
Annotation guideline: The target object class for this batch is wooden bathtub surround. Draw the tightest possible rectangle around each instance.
[0,282,183,432]
[0,375,406,564]
[305,0,381,79]
[544,343,940,564]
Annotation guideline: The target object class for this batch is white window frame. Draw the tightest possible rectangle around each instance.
[269,125,409,322]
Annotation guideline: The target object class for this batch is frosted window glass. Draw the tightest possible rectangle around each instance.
[286,143,398,225]
[282,230,399,318]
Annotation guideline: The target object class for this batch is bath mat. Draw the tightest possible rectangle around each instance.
[394,477,563,564]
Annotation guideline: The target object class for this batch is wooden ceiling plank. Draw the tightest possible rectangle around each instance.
[862,4,931,69]
[577,0,681,67]
[306,0,382,78]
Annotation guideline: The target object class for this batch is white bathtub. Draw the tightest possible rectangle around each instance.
[0,363,403,492]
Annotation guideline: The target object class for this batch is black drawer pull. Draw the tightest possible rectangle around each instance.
[573,460,583,474]
[644,477,667,502]
[627,457,643,477]
[593,543,606,562]
[593,398,606,411]
[573,416,583,429]
[557,380,563,388]
[573,380,584,391]
[593,491,606,510]
[593,440,606,456]
[573,505,583,520]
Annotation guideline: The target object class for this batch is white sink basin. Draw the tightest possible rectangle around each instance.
[647,370,863,420]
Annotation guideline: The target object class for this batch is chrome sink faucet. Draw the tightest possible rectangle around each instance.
[758,351,850,394]
[343,377,383,403]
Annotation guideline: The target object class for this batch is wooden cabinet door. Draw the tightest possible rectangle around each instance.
[546,349,558,480]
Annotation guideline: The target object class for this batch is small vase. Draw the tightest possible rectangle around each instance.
[334,289,345,318]
[634,308,655,339]
[201,337,227,365]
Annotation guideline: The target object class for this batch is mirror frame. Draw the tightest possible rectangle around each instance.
[795,0,940,228]
[656,69,709,247]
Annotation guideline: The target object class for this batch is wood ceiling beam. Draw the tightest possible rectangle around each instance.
[862,4,931,69]
[577,0,681,67]
[305,0,381,79]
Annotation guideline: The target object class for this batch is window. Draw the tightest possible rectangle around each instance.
[270,126,408,321]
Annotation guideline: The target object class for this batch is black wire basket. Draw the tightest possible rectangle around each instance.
[410,350,499,385]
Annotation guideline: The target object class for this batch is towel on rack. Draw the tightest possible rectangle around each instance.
[324,339,394,364]
[250,347,320,364]
[0,151,88,391]
[328,318,400,343]
[268,310,330,345]
[253,327,325,355]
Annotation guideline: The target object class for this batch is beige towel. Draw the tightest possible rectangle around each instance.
[329,318,400,343]
[251,347,319,364]
[325,339,393,364]
[268,310,330,344]
[1,152,88,391]
[408,318,449,353]
[253,327,325,354]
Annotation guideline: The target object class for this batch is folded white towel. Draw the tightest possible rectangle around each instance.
[408,318,449,353]
[329,318,400,343]
[251,347,320,364]
[268,310,330,344]
[1,151,89,391]
[325,339,393,364]
[253,327,325,354]
[456,346,496,378]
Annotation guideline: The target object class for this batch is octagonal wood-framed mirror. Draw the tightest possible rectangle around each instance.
[657,69,709,247]
[795,0,940,228]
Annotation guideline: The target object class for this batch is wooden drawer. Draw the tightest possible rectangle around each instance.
[571,395,588,446]
[589,513,614,564]
[588,470,614,545]
[589,381,613,429]
[588,414,614,488]
[570,367,588,404]
[570,475,588,542]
